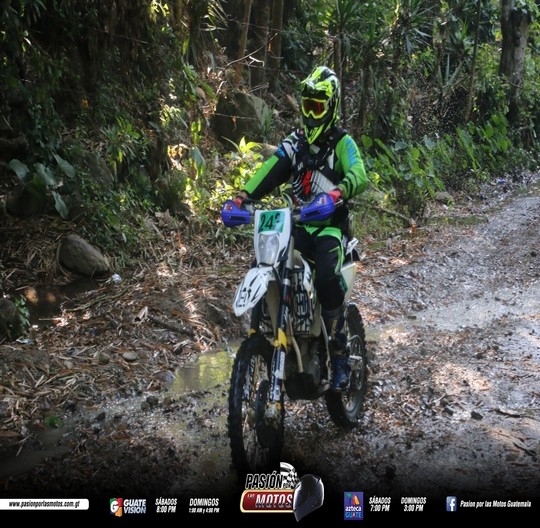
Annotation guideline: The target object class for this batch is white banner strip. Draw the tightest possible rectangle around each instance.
[0,498,89,510]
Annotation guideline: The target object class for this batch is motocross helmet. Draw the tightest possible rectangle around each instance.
[300,66,341,144]
[292,474,325,521]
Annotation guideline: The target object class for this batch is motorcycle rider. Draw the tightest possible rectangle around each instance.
[233,65,368,390]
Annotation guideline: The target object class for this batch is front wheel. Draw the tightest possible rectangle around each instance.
[228,333,284,477]
[325,303,368,428]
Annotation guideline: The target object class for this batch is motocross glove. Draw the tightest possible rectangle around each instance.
[328,188,343,204]
[233,192,247,208]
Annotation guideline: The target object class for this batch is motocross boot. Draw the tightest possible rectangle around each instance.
[323,305,350,390]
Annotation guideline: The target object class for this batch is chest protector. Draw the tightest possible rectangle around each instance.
[292,127,346,205]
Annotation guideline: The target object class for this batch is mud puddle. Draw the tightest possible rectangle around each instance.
[173,346,236,392]
[0,346,236,483]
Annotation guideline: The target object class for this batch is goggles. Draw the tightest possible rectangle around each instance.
[301,97,328,119]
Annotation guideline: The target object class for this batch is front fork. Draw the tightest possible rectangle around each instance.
[266,250,295,421]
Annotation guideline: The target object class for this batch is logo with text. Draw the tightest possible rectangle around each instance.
[446,496,457,512]
[240,462,298,514]
[240,462,324,522]
[344,492,364,520]
[110,497,147,516]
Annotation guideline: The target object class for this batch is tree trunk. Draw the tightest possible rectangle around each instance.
[250,0,270,93]
[220,0,244,58]
[465,0,483,123]
[499,0,531,125]
[234,0,253,87]
[334,38,344,124]
[268,0,284,93]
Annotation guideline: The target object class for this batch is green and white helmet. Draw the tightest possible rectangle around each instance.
[300,66,341,144]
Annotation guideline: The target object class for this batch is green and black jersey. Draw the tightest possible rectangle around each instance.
[242,126,367,223]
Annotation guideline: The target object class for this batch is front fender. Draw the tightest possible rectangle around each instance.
[233,267,275,316]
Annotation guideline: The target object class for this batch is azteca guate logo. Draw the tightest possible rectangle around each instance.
[240,462,324,522]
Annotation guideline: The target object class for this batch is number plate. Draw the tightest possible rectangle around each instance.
[257,211,285,233]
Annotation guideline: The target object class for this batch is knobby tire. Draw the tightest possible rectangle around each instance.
[228,333,284,477]
[325,303,368,428]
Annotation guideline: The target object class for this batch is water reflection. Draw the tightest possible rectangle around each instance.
[172,347,237,393]
[21,277,101,327]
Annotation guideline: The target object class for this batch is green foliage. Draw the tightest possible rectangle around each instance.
[101,117,148,178]
[222,137,265,189]
[0,295,30,339]
[154,165,188,212]
[44,415,64,428]
[256,106,275,144]
[281,2,332,72]
[179,0,228,67]
[438,113,514,190]
[359,107,529,220]
[2,0,540,271]
[206,138,265,243]
[361,134,444,220]
[77,183,162,266]
[512,41,540,148]
[217,138,263,203]
[390,0,438,56]
[13,295,30,331]
[351,189,405,246]
[8,154,75,219]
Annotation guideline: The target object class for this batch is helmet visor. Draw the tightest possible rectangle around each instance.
[302,97,328,119]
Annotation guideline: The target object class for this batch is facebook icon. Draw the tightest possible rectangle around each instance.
[446,496,457,512]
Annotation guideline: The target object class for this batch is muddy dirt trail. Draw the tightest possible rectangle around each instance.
[1,176,539,525]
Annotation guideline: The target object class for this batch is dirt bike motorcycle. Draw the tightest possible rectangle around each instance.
[221,191,368,475]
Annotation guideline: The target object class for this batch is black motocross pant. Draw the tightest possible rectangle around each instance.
[294,225,345,313]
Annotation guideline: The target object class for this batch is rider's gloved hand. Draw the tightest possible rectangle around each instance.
[233,192,247,208]
[328,188,343,204]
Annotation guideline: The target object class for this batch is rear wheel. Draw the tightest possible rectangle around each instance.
[325,303,368,428]
[228,333,284,477]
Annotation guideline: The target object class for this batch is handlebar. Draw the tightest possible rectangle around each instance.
[221,192,339,227]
